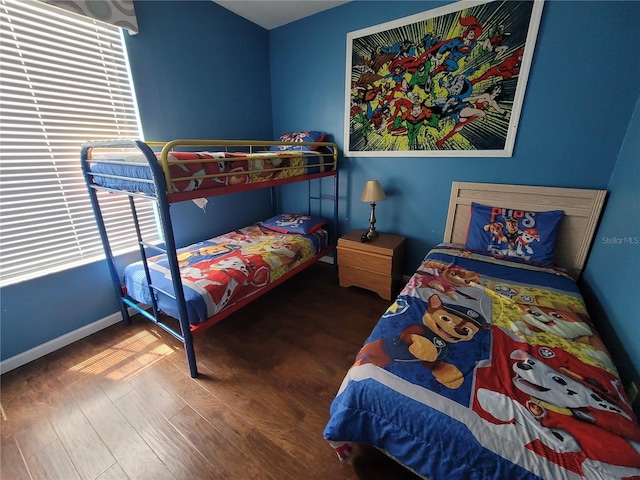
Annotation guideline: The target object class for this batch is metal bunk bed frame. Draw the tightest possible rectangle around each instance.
[80,139,339,377]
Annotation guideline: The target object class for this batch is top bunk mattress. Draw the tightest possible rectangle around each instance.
[84,143,337,198]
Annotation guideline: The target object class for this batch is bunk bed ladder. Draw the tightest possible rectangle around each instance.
[153,191,199,377]
[126,196,169,326]
[138,142,199,378]
[83,179,133,329]
[82,140,199,378]
[124,195,199,377]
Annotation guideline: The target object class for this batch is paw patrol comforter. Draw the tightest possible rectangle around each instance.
[123,224,327,325]
[90,150,331,196]
[324,244,640,480]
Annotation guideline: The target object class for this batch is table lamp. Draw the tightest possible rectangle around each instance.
[360,180,387,240]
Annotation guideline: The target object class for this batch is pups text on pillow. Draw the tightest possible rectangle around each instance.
[465,202,563,265]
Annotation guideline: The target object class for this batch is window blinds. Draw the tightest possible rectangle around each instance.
[0,0,158,286]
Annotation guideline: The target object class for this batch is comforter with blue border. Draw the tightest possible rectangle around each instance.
[323,244,640,479]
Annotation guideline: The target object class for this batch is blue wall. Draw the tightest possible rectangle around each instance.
[0,1,273,362]
[582,96,640,378]
[269,1,640,378]
[126,1,273,142]
[271,0,640,270]
[2,1,639,380]
[124,0,276,248]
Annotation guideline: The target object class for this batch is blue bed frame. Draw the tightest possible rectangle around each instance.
[80,139,339,377]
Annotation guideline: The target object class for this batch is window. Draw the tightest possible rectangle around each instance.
[0,0,159,286]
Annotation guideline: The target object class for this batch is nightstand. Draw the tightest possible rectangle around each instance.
[337,230,406,301]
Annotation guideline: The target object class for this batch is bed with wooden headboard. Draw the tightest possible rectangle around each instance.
[324,182,640,480]
[444,181,607,278]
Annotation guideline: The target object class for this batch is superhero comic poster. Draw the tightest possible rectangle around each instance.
[345,0,544,157]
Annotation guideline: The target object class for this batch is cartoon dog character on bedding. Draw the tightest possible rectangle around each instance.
[408,262,479,301]
[474,335,640,478]
[354,293,488,388]
[264,242,301,268]
[484,221,507,244]
[515,304,615,370]
[176,241,233,267]
[503,215,522,252]
[516,304,592,339]
[181,251,269,310]
[515,227,540,256]
[484,281,615,372]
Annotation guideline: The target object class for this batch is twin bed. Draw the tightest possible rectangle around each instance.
[324,182,640,479]
[81,136,338,378]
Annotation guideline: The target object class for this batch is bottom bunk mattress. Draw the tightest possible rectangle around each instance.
[323,244,640,480]
[123,224,328,325]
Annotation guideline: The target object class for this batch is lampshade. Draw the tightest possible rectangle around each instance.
[360,180,387,203]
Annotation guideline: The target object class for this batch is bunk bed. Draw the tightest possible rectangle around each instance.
[324,182,640,479]
[80,138,339,377]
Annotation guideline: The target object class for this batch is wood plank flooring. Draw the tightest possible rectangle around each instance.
[1,263,422,480]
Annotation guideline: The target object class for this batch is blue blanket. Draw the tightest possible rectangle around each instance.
[324,244,640,479]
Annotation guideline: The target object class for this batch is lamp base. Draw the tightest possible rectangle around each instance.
[366,202,379,240]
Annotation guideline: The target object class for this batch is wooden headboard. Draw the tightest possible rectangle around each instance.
[443,182,607,278]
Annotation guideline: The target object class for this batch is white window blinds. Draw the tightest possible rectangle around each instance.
[0,0,159,287]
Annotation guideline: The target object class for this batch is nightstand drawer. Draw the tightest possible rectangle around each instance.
[337,246,391,276]
[338,265,392,299]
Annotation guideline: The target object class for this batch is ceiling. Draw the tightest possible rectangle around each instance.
[213,1,350,30]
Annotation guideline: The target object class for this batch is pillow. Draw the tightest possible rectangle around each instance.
[260,213,326,234]
[464,202,563,265]
[269,131,326,151]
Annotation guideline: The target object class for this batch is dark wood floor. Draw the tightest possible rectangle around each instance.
[1,263,422,480]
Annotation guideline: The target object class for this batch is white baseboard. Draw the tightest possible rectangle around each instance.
[0,310,131,375]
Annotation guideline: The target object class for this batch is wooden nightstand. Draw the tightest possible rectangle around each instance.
[337,230,406,301]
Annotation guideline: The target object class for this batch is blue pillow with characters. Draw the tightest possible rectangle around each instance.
[260,213,326,235]
[269,131,326,151]
[464,202,563,265]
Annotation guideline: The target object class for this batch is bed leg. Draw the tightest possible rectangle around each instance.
[120,302,131,326]
[186,352,198,378]
[183,330,199,378]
